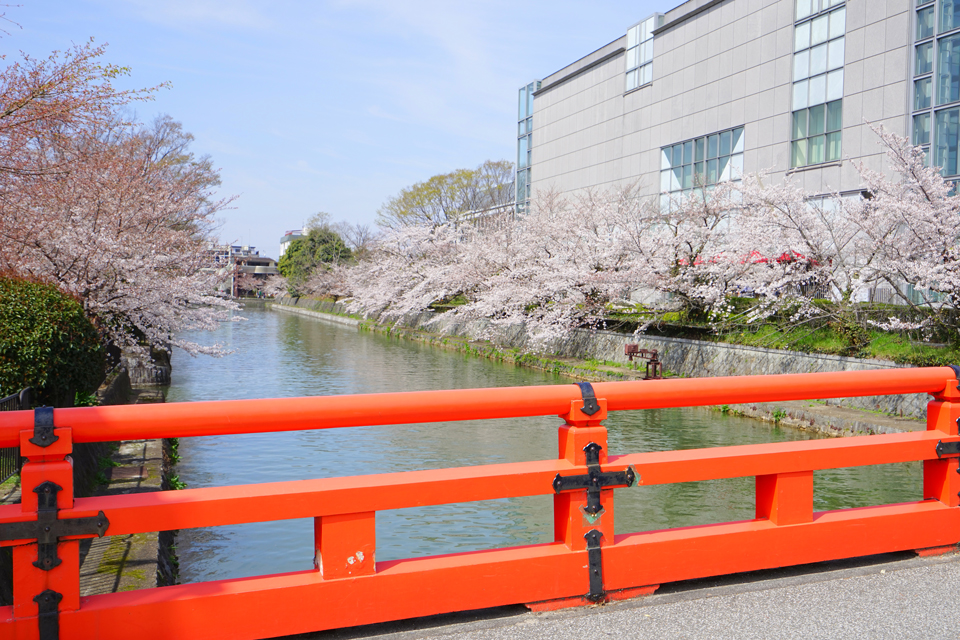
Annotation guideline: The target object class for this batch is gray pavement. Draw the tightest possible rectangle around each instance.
[300,551,960,640]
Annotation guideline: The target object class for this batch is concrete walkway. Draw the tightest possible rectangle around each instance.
[300,551,960,640]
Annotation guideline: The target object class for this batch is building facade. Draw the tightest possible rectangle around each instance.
[522,0,931,206]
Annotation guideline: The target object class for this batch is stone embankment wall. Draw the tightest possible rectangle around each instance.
[275,296,931,421]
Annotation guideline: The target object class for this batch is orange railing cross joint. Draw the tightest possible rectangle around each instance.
[0,367,957,639]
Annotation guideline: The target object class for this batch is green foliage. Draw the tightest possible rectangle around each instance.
[167,475,187,490]
[0,276,105,407]
[278,227,352,294]
[772,409,787,423]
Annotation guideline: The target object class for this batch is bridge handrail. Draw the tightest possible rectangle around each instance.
[0,367,951,445]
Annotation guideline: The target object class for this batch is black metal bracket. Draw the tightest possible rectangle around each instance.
[553,442,636,515]
[584,529,604,602]
[34,589,62,640]
[575,382,600,416]
[0,481,108,570]
[936,440,960,458]
[30,407,57,449]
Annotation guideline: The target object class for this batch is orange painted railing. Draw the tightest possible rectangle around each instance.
[0,367,958,639]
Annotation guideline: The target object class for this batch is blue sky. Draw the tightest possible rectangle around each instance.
[6,1,662,258]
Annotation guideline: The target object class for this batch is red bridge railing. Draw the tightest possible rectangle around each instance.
[0,367,958,639]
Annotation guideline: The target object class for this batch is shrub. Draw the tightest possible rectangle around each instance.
[0,276,105,407]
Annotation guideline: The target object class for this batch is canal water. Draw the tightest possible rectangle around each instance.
[167,306,921,584]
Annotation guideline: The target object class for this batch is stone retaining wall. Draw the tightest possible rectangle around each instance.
[275,296,929,419]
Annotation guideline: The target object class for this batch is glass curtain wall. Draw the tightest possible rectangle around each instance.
[625,14,662,92]
[791,0,846,168]
[660,126,745,212]
[516,81,540,213]
[914,0,960,185]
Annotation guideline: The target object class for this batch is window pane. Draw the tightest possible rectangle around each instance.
[917,41,934,75]
[809,134,826,164]
[720,130,732,156]
[518,88,526,120]
[661,148,672,170]
[682,163,693,189]
[919,0,934,5]
[796,0,813,20]
[626,47,639,70]
[935,107,960,176]
[625,69,638,91]
[809,103,826,135]
[942,0,960,33]
[794,49,810,81]
[914,112,931,145]
[826,131,842,161]
[708,134,719,158]
[793,80,809,110]
[671,167,682,191]
[641,63,653,85]
[518,136,529,168]
[627,25,639,49]
[916,77,932,109]
[695,137,705,161]
[683,140,694,164]
[793,109,808,140]
[826,99,843,131]
[828,38,844,70]
[918,6,935,40]
[731,153,744,178]
[795,21,811,52]
[792,139,808,167]
[660,170,671,192]
[828,7,845,39]
[827,69,844,101]
[938,34,960,105]
[810,43,828,76]
[811,14,829,45]
[719,156,731,182]
[809,73,827,105]
[733,127,745,153]
[707,158,719,183]
[640,40,653,64]
[673,144,683,166]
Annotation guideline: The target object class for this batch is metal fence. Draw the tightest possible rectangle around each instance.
[0,388,30,483]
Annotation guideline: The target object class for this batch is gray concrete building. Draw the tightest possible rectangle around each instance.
[520,0,945,206]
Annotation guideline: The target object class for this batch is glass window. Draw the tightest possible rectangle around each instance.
[811,14,830,45]
[641,63,653,85]
[661,148,672,170]
[695,138,705,161]
[708,134,719,158]
[919,0,934,5]
[518,136,529,168]
[810,43,828,76]
[942,0,960,33]
[936,107,960,175]
[795,21,811,51]
[660,170,671,192]
[809,135,825,164]
[917,41,934,75]
[626,69,638,91]
[796,0,813,21]
[720,130,732,156]
[918,6,935,40]
[914,112,932,145]
[809,73,827,105]
[683,140,694,164]
[828,7,845,39]
[826,132,842,161]
[730,153,744,178]
[938,33,960,105]
[673,144,683,167]
[809,104,826,135]
[827,99,843,131]
[827,68,844,101]
[794,80,809,110]
[916,77,932,109]
[793,110,808,139]
[792,139,808,167]
[828,38,844,70]
[794,50,810,81]
[733,127,745,152]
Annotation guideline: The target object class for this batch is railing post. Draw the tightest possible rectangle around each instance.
[554,397,612,551]
[923,372,960,507]
[14,419,81,629]
[314,512,376,579]
[755,471,813,525]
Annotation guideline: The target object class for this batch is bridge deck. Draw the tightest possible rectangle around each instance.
[300,550,959,640]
